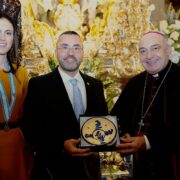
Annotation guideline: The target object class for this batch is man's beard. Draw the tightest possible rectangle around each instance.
[60,55,81,72]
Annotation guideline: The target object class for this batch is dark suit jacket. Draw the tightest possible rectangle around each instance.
[22,68,108,180]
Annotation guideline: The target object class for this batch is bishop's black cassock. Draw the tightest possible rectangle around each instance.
[111,62,180,180]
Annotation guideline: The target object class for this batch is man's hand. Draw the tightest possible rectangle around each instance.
[64,138,92,157]
[116,134,146,155]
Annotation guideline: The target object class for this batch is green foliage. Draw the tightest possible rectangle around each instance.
[48,56,58,71]
[81,58,121,112]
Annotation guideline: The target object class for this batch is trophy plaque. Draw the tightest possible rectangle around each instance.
[80,116,120,151]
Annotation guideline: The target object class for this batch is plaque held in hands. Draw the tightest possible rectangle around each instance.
[79,116,120,151]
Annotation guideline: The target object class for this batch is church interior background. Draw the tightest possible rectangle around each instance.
[19,0,180,112]
[1,0,179,179]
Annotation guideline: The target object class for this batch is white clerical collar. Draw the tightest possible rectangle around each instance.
[152,73,159,78]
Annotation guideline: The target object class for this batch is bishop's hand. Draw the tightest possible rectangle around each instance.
[116,134,146,155]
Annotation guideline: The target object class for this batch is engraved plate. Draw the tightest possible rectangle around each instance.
[80,116,120,151]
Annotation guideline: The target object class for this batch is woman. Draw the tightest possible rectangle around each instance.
[0,13,29,180]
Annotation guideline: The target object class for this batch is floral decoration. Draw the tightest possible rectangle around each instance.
[159,4,180,64]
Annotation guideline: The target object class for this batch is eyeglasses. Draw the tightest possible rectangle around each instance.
[57,45,83,53]
[139,45,161,55]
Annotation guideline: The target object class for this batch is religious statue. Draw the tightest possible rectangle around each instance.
[54,1,83,32]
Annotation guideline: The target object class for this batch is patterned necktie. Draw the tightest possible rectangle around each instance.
[70,79,84,121]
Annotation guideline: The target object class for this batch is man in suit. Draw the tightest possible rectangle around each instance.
[111,31,180,180]
[22,31,108,180]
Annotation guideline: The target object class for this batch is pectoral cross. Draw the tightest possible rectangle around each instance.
[137,119,144,135]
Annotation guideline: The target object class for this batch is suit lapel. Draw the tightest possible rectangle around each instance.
[52,68,75,112]
[80,72,93,113]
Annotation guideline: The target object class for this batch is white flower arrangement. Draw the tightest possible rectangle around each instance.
[159,19,180,64]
